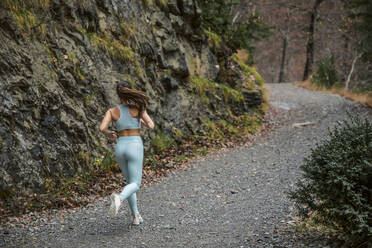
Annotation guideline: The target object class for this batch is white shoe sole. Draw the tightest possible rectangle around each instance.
[133,216,143,225]
[108,194,120,218]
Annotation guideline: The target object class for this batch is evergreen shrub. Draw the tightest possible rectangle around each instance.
[311,56,339,88]
[200,0,271,55]
[289,115,372,246]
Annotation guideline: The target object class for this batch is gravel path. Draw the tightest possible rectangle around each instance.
[1,83,371,248]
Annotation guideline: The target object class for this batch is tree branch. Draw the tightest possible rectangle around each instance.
[344,53,362,93]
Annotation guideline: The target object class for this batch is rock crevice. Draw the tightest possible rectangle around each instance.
[0,0,263,194]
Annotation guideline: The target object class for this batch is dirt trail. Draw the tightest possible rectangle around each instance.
[1,83,371,248]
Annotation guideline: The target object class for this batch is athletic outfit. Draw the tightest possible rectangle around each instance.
[112,104,143,217]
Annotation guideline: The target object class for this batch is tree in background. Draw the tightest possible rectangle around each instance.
[200,0,271,64]
[345,0,372,62]
[342,0,372,92]
[276,2,307,83]
[303,0,325,81]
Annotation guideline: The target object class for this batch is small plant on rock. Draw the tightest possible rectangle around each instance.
[189,76,217,104]
[204,29,222,51]
[89,33,135,64]
[289,115,372,247]
[218,84,244,103]
[151,132,175,154]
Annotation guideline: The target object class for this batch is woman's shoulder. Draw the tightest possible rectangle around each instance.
[109,105,120,112]
[110,106,121,121]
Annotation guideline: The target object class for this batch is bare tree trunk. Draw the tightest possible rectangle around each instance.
[344,53,362,93]
[279,35,288,83]
[303,0,324,81]
[232,11,240,25]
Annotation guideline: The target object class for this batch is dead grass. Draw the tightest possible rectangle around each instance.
[1,0,50,40]
[1,0,51,11]
[294,80,372,108]
[236,49,249,62]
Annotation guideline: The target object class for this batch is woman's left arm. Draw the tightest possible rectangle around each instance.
[99,109,117,141]
[141,110,154,129]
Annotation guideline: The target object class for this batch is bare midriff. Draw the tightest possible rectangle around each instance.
[118,129,140,136]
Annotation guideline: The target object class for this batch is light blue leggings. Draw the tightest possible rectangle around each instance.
[114,136,143,216]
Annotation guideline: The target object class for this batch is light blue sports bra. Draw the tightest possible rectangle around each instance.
[115,104,141,131]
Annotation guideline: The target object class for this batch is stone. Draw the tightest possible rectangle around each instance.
[160,75,180,91]
[292,122,317,128]
[167,0,181,15]
[169,14,184,33]
[165,162,175,168]
[0,0,264,196]
[162,37,179,53]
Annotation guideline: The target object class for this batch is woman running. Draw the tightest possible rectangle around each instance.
[99,81,154,225]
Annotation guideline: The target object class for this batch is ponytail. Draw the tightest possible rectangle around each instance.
[116,81,150,116]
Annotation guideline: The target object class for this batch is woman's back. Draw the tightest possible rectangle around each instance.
[114,104,141,131]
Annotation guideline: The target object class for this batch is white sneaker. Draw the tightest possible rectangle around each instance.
[132,215,143,225]
[108,193,122,218]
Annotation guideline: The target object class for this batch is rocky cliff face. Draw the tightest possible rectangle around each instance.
[0,0,263,196]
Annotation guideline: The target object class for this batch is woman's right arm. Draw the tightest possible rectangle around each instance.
[141,110,154,129]
[99,109,118,141]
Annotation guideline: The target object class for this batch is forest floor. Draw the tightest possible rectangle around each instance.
[1,83,371,248]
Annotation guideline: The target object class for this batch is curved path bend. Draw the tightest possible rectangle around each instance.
[1,83,371,248]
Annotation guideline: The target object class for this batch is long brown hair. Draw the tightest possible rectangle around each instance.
[116,81,150,116]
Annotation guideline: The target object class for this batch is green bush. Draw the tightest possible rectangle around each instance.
[289,115,372,247]
[311,56,339,88]
[151,133,175,154]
